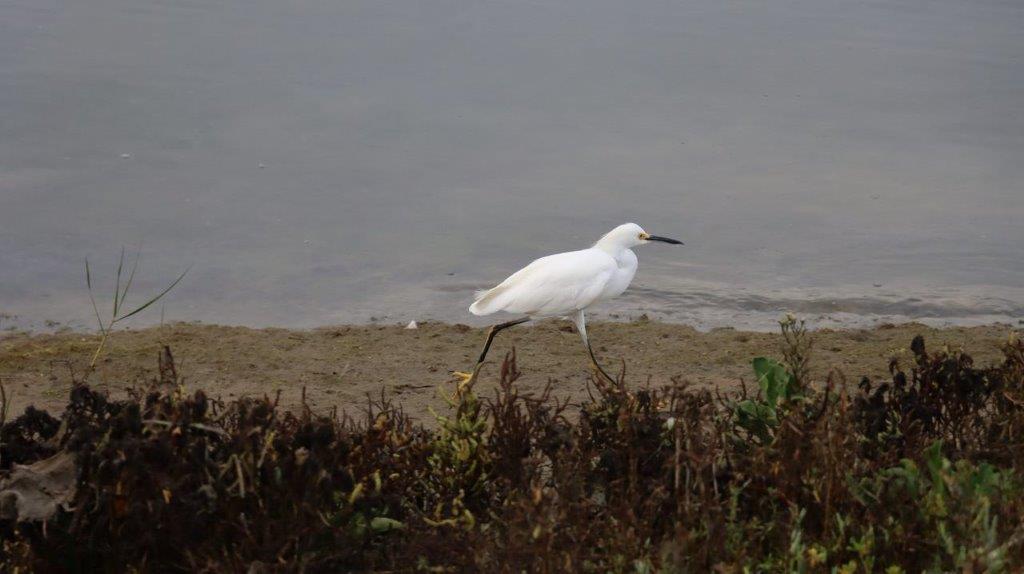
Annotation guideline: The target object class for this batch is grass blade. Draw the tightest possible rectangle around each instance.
[113,247,125,317]
[85,258,107,335]
[119,247,141,313]
[115,265,191,322]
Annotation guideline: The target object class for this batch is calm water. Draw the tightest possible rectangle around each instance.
[2,0,1022,331]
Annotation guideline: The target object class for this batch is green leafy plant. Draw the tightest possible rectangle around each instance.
[848,440,1020,571]
[733,356,802,444]
[424,361,493,529]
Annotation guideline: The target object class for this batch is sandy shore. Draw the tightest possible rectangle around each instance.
[0,320,1015,421]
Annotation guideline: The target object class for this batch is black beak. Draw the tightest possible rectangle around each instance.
[648,235,684,245]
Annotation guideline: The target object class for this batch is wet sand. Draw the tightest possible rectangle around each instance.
[0,321,1015,421]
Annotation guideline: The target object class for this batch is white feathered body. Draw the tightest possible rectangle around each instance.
[469,246,638,318]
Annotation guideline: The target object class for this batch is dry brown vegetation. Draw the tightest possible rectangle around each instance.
[0,321,1011,420]
[0,324,1022,572]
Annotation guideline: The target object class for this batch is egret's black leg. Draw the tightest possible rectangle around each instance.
[455,317,530,387]
[476,317,531,364]
[586,338,618,384]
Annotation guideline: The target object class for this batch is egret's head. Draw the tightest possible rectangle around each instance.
[597,223,684,250]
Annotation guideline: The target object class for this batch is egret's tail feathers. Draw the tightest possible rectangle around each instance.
[469,286,507,316]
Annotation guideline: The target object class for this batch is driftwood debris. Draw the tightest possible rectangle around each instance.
[0,450,76,522]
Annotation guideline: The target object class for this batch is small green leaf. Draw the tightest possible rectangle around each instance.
[370,516,405,533]
[752,357,794,406]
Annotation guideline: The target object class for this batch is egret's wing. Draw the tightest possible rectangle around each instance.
[470,249,616,316]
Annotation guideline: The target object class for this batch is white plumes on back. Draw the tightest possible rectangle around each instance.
[469,223,648,318]
[469,250,617,317]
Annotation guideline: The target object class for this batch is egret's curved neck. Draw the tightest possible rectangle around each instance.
[594,238,629,256]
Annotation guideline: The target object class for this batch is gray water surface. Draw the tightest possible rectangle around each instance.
[2,0,1022,331]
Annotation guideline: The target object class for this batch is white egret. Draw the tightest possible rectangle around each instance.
[460,222,683,384]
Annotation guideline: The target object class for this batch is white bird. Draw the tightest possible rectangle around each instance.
[460,222,683,384]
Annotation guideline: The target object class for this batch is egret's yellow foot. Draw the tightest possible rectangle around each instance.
[451,364,483,396]
[452,370,475,384]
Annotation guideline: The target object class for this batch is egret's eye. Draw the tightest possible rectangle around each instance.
[638,233,645,239]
